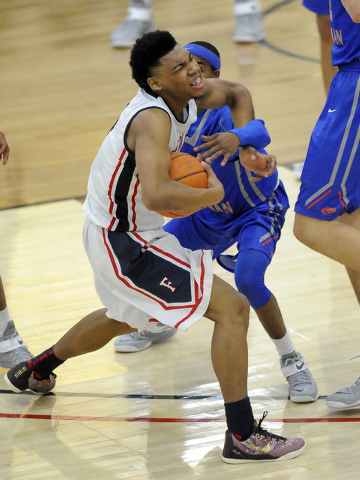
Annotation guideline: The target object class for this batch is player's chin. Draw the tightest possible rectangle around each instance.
[191,87,206,100]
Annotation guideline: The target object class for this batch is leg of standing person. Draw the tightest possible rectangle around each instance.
[0,276,33,368]
[110,0,265,48]
[231,249,319,402]
[233,0,265,43]
[294,0,360,406]
[111,0,154,48]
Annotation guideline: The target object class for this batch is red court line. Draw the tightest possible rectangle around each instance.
[1,413,359,423]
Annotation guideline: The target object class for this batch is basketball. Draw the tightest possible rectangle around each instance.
[157,152,208,218]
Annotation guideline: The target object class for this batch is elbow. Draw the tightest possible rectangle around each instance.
[142,195,159,212]
[142,189,170,212]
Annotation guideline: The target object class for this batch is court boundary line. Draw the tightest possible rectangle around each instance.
[0,412,359,423]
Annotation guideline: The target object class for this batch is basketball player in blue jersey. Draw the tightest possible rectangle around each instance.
[4,31,305,462]
[294,1,360,409]
[115,40,319,404]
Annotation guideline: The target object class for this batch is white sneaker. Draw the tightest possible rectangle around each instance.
[326,377,360,409]
[280,351,320,403]
[233,13,265,43]
[114,323,177,352]
[111,17,154,48]
[0,321,33,368]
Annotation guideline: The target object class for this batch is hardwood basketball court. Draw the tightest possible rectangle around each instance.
[1,1,360,479]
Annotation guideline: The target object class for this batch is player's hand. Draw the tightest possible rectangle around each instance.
[194,132,240,166]
[0,132,10,166]
[240,146,276,181]
[201,161,224,203]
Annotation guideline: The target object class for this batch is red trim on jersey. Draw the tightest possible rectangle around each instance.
[261,236,275,246]
[131,231,191,269]
[338,190,346,209]
[175,250,205,328]
[107,147,127,229]
[131,173,140,231]
[102,228,205,313]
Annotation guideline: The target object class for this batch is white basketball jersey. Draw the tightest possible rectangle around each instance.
[83,89,197,232]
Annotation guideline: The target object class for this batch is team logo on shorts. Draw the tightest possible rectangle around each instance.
[321,207,336,215]
[160,277,176,292]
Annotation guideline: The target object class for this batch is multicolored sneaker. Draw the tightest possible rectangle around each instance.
[0,320,33,368]
[326,377,360,409]
[4,361,56,395]
[114,323,177,352]
[280,351,319,403]
[222,411,305,463]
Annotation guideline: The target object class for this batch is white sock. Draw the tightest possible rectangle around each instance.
[233,0,261,16]
[272,330,296,357]
[0,306,11,335]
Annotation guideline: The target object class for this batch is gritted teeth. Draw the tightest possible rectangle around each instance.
[191,77,202,87]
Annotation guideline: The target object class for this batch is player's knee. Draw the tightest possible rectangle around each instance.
[293,213,313,247]
[234,251,269,309]
[223,292,250,331]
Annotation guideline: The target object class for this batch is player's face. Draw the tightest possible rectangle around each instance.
[193,56,220,80]
[150,44,206,100]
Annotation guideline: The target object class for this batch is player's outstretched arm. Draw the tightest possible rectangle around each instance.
[194,119,271,166]
[0,132,10,166]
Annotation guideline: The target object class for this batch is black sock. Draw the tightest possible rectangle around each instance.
[224,396,254,440]
[27,346,65,380]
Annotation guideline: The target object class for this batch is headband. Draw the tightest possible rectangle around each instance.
[184,43,221,70]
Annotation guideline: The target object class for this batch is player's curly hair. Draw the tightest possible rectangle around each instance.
[130,30,177,95]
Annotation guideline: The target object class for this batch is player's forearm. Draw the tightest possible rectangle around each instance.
[230,119,271,150]
[143,180,224,213]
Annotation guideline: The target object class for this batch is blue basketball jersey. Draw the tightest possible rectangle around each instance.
[303,0,329,15]
[330,0,360,66]
[180,107,281,229]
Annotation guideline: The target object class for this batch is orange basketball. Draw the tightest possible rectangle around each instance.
[158,152,208,218]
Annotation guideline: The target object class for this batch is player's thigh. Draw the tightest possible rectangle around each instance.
[204,274,249,326]
[337,208,360,229]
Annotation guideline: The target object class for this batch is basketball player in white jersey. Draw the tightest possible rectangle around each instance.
[5,31,305,463]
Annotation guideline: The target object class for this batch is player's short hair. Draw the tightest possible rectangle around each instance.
[184,41,221,71]
[130,30,177,94]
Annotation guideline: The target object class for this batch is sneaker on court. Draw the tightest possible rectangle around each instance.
[326,377,360,409]
[4,361,33,392]
[233,13,265,43]
[0,320,33,368]
[110,17,154,48]
[4,361,56,395]
[280,351,320,403]
[222,411,305,463]
[114,323,177,352]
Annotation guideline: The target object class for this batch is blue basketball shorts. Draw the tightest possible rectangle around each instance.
[295,65,360,220]
[164,182,289,262]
